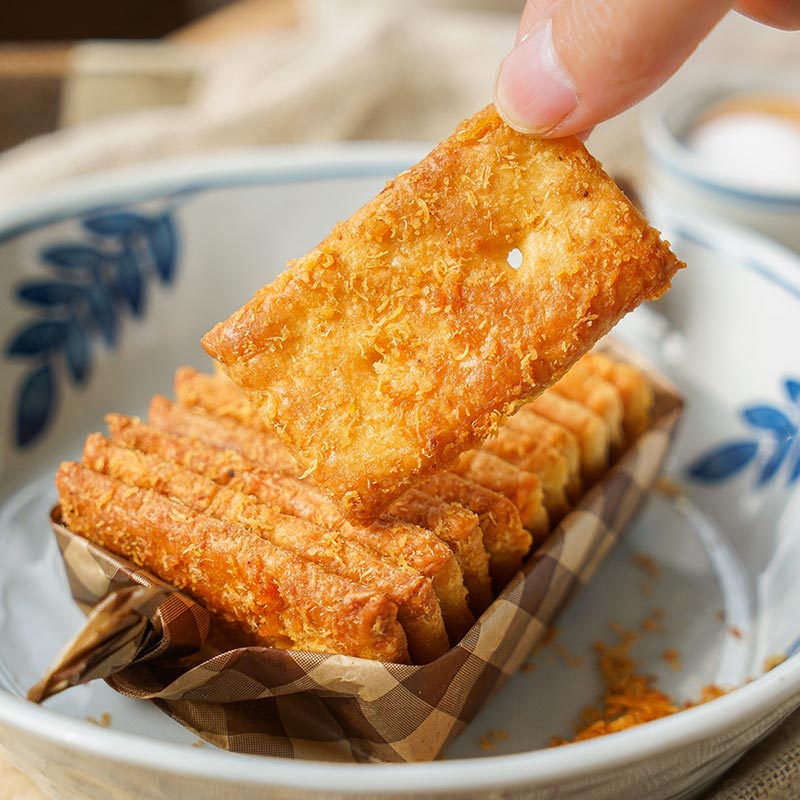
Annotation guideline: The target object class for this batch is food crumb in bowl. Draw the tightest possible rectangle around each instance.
[479,729,510,751]
[640,608,665,634]
[86,712,111,728]
[662,648,681,671]
[728,625,744,640]
[764,654,787,672]
[631,553,661,581]
[550,622,728,746]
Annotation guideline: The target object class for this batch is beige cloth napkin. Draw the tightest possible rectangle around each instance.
[1,3,799,797]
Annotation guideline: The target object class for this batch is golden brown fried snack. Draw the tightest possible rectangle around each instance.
[527,392,610,484]
[581,352,654,441]
[148,396,300,476]
[82,435,448,663]
[105,414,474,642]
[56,462,409,663]
[202,104,682,525]
[389,490,492,617]
[553,364,625,451]
[174,366,266,431]
[503,409,583,503]
[418,472,531,591]
[451,450,549,541]
[482,422,572,522]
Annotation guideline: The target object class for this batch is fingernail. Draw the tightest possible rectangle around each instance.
[494,20,578,135]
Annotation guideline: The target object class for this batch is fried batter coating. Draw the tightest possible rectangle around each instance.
[482,421,571,522]
[553,364,625,451]
[202,105,682,525]
[418,472,531,591]
[148,396,300,476]
[82,435,448,663]
[527,392,610,484]
[56,463,409,663]
[581,352,654,441]
[174,366,266,431]
[452,450,549,541]
[503,409,583,503]
[389,490,492,617]
[105,414,474,643]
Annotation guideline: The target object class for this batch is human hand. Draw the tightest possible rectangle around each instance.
[494,0,800,137]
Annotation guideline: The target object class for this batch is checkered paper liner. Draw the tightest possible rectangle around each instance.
[31,365,682,763]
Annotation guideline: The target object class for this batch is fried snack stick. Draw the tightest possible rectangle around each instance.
[175,366,268,431]
[581,352,654,442]
[148,396,300,476]
[105,415,475,642]
[202,105,682,525]
[482,425,571,523]
[452,450,549,541]
[503,409,583,502]
[418,473,531,591]
[389,490,492,616]
[527,392,610,484]
[83,435,448,663]
[57,463,409,663]
[148,398,488,627]
[552,365,625,451]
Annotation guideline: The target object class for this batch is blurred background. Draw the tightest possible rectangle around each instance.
[0,0,797,214]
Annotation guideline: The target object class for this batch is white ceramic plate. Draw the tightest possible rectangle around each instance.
[1,147,799,800]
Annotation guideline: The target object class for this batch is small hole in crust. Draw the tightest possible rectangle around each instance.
[507,248,523,270]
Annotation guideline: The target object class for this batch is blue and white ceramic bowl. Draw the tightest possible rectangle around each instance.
[1,146,800,800]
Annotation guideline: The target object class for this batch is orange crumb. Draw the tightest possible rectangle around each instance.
[551,624,729,746]
[641,609,666,634]
[728,626,743,639]
[555,643,585,669]
[662,649,681,671]
[764,654,786,672]
[479,729,510,750]
[631,553,660,581]
[87,712,111,728]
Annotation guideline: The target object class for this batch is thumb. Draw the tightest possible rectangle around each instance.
[495,0,733,136]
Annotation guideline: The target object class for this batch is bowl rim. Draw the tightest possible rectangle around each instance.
[2,146,800,793]
[641,73,800,207]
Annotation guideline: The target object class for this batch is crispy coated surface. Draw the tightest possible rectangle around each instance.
[106,414,473,644]
[148,396,300,477]
[82,435,447,663]
[527,392,610,484]
[57,463,408,662]
[482,421,571,522]
[553,365,624,450]
[419,472,531,591]
[504,408,583,502]
[202,105,682,524]
[582,352,654,441]
[389,490,492,617]
[452,450,548,540]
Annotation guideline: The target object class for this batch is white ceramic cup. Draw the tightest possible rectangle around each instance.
[642,73,800,253]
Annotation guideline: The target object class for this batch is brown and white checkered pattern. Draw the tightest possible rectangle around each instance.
[32,367,682,763]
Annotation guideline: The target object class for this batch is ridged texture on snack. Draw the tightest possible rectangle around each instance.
[56,463,409,663]
[81,435,449,664]
[202,104,683,524]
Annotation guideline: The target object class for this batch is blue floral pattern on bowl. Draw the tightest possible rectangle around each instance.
[687,378,800,487]
[4,209,178,447]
